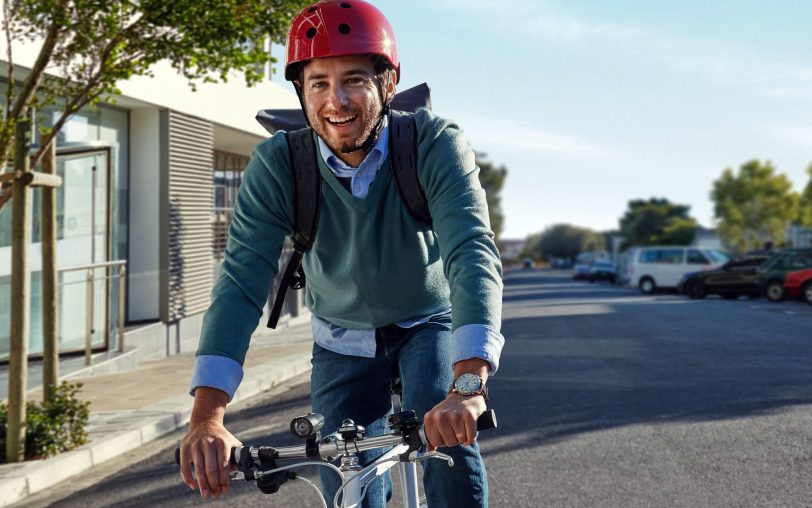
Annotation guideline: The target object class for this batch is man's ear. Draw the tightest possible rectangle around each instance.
[384,71,397,103]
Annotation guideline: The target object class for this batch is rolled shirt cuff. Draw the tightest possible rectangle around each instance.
[450,323,505,375]
[189,355,244,402]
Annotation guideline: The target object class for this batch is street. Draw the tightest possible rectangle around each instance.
[17,269,812,507]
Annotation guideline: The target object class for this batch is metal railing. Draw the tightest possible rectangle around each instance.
[57,260,127,365]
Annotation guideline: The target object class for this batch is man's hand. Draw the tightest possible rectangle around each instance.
[423,358,490,451]
[179,388,241,499]
[423,392,487,451]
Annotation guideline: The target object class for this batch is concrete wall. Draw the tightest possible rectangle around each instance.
[128,109,162,321]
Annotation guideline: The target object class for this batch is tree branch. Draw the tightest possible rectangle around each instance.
[0,0,68,171]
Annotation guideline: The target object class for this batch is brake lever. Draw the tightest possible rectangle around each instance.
[414,450,454,467]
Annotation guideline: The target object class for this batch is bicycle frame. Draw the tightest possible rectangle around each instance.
[338,441,418,508]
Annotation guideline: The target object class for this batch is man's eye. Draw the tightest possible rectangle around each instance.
[310,81,326,89]
[347,77,366,86]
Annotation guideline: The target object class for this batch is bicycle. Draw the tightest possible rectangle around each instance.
[176,398,496,507]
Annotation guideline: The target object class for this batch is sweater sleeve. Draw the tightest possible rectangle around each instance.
[416,110,504,333]
[195,134,295,366]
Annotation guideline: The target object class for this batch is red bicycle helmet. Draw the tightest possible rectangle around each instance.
[285,0,400,83]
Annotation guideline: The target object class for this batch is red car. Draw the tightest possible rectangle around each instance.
[783,268,812,305]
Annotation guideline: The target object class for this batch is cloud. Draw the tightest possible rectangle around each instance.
[454,113,612,157]
[426,0,812,103]
[764,124,812,150]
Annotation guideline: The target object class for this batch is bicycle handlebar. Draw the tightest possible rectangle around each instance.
[175,409,497,468]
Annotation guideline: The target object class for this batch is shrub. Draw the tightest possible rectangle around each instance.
[0,381,90,462]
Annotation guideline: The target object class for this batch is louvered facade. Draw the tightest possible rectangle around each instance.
[161,110,214,322]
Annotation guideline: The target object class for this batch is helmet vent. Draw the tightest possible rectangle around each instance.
[306,27,317,38]
[308,6,318,12]
[338,23,351,35]
[340,2,352,7]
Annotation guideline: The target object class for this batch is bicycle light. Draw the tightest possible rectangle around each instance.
[290,413,324,439]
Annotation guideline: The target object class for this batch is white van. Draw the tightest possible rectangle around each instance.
[627,246,730,294]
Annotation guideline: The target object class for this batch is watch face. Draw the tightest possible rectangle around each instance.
[455,373,481,394]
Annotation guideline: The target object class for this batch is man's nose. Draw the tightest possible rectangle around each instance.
[328,84,349,108]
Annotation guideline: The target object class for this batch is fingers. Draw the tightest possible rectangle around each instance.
[204,441,223,498]
[179,445,197,491]
[192,445,212,498]
[216,441,230,494]
[424,396,485,448]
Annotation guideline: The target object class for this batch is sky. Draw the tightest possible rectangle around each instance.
[275,0,812,239]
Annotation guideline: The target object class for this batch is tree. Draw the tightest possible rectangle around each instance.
[710,159,798,251]
[800,163,812,227]
[618,198,698,248]
[475,152,507,243]
[0,0,307,183]
[523,223,604,261]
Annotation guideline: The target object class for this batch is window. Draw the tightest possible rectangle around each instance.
[687,249,709,264]
[639,248,684,264]
[212,151,250,261]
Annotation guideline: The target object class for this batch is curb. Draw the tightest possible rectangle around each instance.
[0,350,313,507]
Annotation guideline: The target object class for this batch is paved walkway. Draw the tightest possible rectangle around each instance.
[0,323,315,507]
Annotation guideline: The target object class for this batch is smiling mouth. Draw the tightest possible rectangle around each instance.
[326,114,358,127]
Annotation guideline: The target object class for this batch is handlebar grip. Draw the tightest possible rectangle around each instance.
[476,409,497,431]
[174,447,239,466]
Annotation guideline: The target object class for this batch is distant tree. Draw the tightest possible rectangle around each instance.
[618,198,698,248]
[710,159,798,251]
[475,152,507,243]
[0,0,307,185]
[522,223,604,261]
[800,163,812,227]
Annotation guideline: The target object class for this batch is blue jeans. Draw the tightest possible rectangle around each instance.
[310,318,489,507]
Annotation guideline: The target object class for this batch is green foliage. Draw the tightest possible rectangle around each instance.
[1,0,309,169]
[0,382,90,462]
[475,152,508,243]
[710,159,799,251]
[800,164,812,226]
[618,197,698,249]
[523,223,604,261]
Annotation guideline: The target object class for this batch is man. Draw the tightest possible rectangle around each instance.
[178,1,504,506]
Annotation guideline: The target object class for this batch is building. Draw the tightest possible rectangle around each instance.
[0,39,304,369]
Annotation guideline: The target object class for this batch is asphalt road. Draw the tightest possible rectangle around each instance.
[18,269,812,507]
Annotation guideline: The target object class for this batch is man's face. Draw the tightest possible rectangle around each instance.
[299,55,394,164]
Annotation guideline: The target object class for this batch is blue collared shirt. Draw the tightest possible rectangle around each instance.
[191,120,505,400]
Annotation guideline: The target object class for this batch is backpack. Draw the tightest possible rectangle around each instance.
[265,110,432,328]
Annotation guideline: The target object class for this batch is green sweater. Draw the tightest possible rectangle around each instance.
[198,109,502,365]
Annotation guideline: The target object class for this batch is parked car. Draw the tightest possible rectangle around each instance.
[757,248,812,301]
[587,260,617,283]
[677,256,768,299]
[521,258,533,269]
[627,246,730,294]
[573,263,591,280]
[783,267,812,305]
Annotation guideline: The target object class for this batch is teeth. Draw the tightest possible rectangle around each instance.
[328,115,356,124]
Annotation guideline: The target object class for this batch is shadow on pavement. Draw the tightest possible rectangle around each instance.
[482,270,812,458]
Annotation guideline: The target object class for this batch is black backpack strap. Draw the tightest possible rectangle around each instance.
[389,112,432,226]
[267,128,321,329]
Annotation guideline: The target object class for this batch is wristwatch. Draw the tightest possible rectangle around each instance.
[449,373,488,400]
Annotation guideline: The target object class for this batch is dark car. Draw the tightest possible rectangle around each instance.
[678,256,768,300]
[587,260,617,283]
[757,248,812,301]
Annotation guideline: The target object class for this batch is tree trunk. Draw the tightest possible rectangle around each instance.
[6,118,32,463]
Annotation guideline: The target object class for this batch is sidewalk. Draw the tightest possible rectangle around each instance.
[0,322,315,507]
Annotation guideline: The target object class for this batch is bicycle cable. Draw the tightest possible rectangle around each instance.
[254,461,344,508]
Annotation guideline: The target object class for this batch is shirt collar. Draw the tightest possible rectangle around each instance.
[317,116,389,175]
